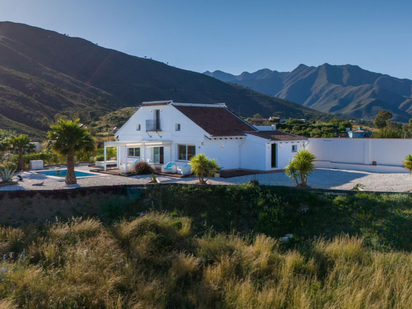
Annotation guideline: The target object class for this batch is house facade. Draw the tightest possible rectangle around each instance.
[103,100,307,172]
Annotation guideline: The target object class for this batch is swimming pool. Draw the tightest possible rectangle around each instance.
[38,169,99,178]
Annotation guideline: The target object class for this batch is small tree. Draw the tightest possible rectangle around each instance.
[284,149,316,187]
[47,119,95,184]
[189,153,220,185]
[8,135,36,170]
[373,110,393,129]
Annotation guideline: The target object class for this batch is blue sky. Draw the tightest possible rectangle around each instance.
[1,0,412,78]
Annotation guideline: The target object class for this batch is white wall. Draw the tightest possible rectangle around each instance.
[202,139,244,170]
[274,141,305,170]
[307,138,412,167]
[241,135,266,170]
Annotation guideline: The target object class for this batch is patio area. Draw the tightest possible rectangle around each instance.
[1,163,412,192]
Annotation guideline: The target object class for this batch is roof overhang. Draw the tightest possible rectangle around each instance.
[244,133,308,143]
[205,135,246,140]
[104,140,172,147]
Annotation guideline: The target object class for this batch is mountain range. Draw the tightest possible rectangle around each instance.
[0,22,327,138]
[205,64,412,122]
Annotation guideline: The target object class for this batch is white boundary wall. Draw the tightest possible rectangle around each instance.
[307,138,412,172]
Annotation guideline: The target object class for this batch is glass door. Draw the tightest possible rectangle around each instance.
[153,147,164,164]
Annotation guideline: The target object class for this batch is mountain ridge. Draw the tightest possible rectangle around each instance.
[0,22,327,138]
[204,63,412,122]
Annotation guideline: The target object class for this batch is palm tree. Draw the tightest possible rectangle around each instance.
[403,154,412,175]
[47,119,95,184]
[189,153,220,185]
[284,149,316,187]
[8,135,35,170]
[0,139,9,154]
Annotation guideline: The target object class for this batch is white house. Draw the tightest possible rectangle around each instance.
[103,100,307,172]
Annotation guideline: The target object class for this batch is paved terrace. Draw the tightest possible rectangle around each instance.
[1,164,412,192]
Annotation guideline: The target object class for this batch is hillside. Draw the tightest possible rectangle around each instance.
[205,64,412,122]
[0,22,327,138]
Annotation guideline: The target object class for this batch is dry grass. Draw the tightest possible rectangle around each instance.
[1,213,412,308]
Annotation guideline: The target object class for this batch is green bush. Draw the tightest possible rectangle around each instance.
[95,147,117,159]
[6,153,59,168]
[94,154,105,161]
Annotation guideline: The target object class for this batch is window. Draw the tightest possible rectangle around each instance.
[178,144,196,160]
[292,145,298,152]
[128,148,140,157]
[175,123,181,131]
[136,124,141,131]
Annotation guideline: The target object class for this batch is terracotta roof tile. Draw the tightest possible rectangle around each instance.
[246,131,307,141]
[174,105,256,137]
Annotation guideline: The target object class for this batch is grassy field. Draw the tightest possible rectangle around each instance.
[1,214,412,308]
[1,185,412,308]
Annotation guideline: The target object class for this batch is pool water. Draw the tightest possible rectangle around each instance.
[38,170,99,178]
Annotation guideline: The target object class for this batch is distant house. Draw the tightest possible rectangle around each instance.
[268,116,280,122]
[348,126,372,138]
[103,100,307,172]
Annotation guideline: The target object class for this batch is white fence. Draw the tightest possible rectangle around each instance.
[307,138,412,173]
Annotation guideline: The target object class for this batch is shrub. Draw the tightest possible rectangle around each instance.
[133,161,155,174]
[94,154,105,161]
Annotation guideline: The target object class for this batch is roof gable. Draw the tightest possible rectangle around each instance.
[114,107,139,138]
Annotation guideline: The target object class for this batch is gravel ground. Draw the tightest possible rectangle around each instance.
[220,168,412,192]
[1,165,411,192]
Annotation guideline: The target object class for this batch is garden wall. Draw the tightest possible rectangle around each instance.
[307,138,412,172]
[0,186,144,226]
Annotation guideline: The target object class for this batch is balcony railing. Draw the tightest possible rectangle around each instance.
[146,119,162,131]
